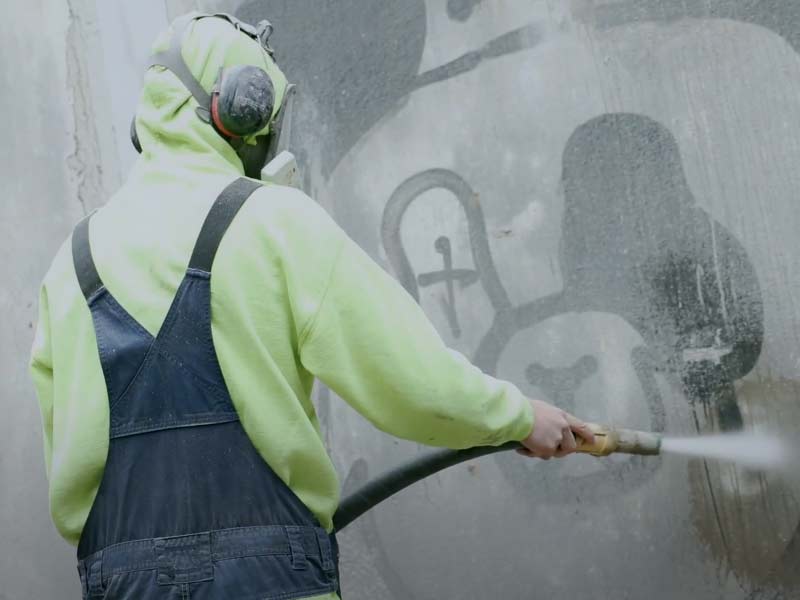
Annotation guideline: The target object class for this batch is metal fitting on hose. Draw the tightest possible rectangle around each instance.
[576,423,662,456]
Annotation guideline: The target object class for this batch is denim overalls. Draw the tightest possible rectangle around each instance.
[72,178,339,599]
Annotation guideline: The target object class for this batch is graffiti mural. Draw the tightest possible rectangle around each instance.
[222,1,800,598]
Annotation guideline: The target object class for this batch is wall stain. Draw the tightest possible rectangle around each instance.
[65,0,107,216]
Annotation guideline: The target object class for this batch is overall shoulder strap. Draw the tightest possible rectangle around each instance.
[188,178,263,273]
[72,213,104,301]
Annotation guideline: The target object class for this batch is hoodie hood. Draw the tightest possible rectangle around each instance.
[133,14,289,178]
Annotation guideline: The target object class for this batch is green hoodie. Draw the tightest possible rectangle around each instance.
[29,14,533,598]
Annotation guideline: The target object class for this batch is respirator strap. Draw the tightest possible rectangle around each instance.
[148,14,212,118]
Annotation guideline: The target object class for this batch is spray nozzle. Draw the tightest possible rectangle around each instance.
[576,423,662,456]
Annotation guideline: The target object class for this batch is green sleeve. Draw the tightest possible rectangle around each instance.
[299,233,534,449]
[29,284,54,479]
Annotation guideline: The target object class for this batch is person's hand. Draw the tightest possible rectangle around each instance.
[517,399,596,459]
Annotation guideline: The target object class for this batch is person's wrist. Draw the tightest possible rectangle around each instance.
[517,397,536,443]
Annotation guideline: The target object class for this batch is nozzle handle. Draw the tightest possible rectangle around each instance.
[575,423,618,456]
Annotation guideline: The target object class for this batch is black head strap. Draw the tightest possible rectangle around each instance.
[148,13,275,122]
[149,14,213,120]
[188,177,263,273]
[72,213,104,301]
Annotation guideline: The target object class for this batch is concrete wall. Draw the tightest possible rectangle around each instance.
[0,0,120,597]
[0,2,163,597]
[4,1,800,598]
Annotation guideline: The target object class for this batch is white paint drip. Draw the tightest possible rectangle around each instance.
[661,432,789,470]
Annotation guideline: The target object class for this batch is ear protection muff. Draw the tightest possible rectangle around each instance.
[210,64,274,138]
[131,13,279,154]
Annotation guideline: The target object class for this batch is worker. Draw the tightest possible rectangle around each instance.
[29,13,594,600]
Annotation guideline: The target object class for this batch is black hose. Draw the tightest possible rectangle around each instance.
[333,441,520,531]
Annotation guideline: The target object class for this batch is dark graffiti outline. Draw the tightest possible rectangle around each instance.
[417,235,480,337]
[374,112,774,595]
[381,168,512,310]
[411,23,543,92]
[231,1,789,594]
[381,166,668,499]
